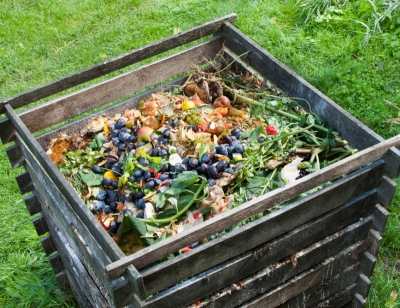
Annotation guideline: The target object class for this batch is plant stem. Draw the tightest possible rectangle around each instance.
[225,86,338,136]
[140,177,207,224]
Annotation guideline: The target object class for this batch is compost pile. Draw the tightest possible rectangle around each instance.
[47,66,356,256]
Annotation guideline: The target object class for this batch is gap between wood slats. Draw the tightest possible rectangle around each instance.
[16,171,33,194]
[23,193,42,216]
[0,14,237,114]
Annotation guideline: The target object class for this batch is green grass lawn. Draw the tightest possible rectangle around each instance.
[1,0,399,307]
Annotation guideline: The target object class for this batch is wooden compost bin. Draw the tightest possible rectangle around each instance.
[1,14,400,308]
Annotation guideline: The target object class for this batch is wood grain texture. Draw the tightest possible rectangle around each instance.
[40,235,57,256]
[377,175,397,206]
[23,193,42,216]
[5,144,24,168]
[221,22,400,177]
[142,175,379,296]
[35,76,187,149]
[25,162,115,303]
[20,138,112,270]
[143,214,373,308]
[10,37,222,135]
[0,14,236,114]
[46,216,109,308]
[16,171,33,194]
[197,240,367,308]
[278,264,360,308]
[5,105,124,263]
[32,215,49,236]
[242,264,359,308]
[317,284,356,308]
[107,129,400,278]
[126,265,147,301]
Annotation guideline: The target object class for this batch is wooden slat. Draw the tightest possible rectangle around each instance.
[238,264,359,308]
[0,14,236,114]
[11,36,223,136]
[372,203,390,233]
[126,265,146,301]
[35,76,187,149]
[355,274,371,299]
[20,138,113,269]
[142,173,379,296]
[143,214,373,308]
[54,271,70,290]
[49,253,65,274]
[366,229,382,256]
[25,162,115,303]
[106,131,400,278]
[352,293,367,308]
[46,216,109,308]
[221,22,400,178]
[278,264,360,308]
[197,240,366,308]
[40,234,57,256]
[23,193,42,216]
[6,144,24,168]
[377,175,397,206]
[318,284,356,307]
[5,105,124,264]
[359,252,376,278]
[32,215,48,236]
[16,171,33,194]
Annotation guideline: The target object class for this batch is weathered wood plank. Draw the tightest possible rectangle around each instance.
[107,129,400,277]
[35,76,187,149]
[317,284,356,307]
[221,22,400,177]
[25,162,115,304]
[54,271,70,290]
[352,293,367,308]
[142,176,379,295]
[196,240,367,308]
[19,137,113,269]
[46,216,109,308]
[5,144,24,168]
[143,215,373,308]
[359,252,376,278]
[278,264,360,308]
[126,265,147,301]
[8,37,223,136]
[377,175,397,206]
[32,215,48,236]
[49,253,65,274]
[242,264,359,308]
[0,14,236,114]
[355,274,371,299]
[16,171,33,194]
[5,105,124,264]
[372,204,390,233]
[40,234,57,256]
[23,193,42,216]
[366,229,382,256]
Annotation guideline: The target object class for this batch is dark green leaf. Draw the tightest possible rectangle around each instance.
[155,208,178,220]
[78,169,103,186]
[171,172,199,187]
[118,215,154,246]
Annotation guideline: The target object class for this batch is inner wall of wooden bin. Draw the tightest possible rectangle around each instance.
[18,36,224,138]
